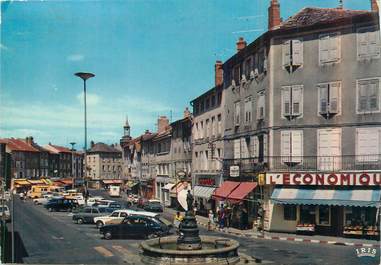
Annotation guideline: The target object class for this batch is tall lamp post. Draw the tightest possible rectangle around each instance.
[74,72,95,191]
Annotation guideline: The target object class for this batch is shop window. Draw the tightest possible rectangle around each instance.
[284,205,297,221]
[317,205,330,226]
[300,205,316,225]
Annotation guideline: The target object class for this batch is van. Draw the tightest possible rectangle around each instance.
[29,185,51,199]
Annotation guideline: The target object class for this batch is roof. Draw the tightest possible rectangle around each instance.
[190,84,223,104]
[277,7,370,31]
[44,144,72,154]
[88,142,122,154]
[0,138,39,152]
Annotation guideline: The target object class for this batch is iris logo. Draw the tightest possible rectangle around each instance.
[355,247,377,258]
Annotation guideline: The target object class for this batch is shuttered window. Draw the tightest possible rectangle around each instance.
[357,78,380,113]
[281,130,303,163]
[244,97,252,123]
[281,85,303,118]
[317,82,341,116]
[357,26,381,59]
[257,92,265,120]
[282,39,303,69]
[317,128,342,170]
[356,127,381,162]
[234,101,241,125]
[319,33,341,64]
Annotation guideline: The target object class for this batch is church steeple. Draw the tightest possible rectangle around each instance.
[124,116,130,137]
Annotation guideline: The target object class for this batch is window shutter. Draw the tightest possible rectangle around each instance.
[251,136,259,161]
[329,82,340,114]
[358,81,369,112]
[281,131,291,163]
[292,85,303,116]
[319,84,329,114]
[356,128,380,161]
[282,40,291,67]
[320,35,330,63]
[292,39,303,66]
[281,86,291,116]
[369,80,379,111]
[233,139,241,159]
[318,129,341,170]
[329,34,340,61]
[357,31,369,58]
[368,30,380,57]
[291,131,303,163]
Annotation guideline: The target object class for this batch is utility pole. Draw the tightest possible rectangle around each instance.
[70,142,76,189]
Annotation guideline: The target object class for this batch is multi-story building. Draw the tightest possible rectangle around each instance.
[190,62,225,214]
[219,0,381,237]
[44,144,73,178]
[86,142,123,180]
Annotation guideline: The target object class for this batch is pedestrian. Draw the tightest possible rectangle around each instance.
[219,207,225,229]
[208,210,214,231]
[240,206,248,230]
[225,206,232,228]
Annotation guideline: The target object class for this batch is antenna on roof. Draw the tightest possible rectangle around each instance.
[338,0,343,9]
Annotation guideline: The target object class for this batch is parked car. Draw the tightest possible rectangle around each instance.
[33,194,53,205]
[94,209,137,228]
[72,206,113,224]
[100,215,170,240]
[137,198,148,208]
[143,201,163,212]
[3,191,11,201]
[93,200,122,210]
[86,196,104,206]
[44,198,78,212]
[0,205,11,222]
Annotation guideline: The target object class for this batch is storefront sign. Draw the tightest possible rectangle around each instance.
[230,166,240,177]
[198,177,215,186]
[266,173,381,186]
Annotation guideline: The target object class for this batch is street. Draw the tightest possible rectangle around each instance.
[5,190,378,264]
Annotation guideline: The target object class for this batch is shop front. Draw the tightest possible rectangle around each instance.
[267,172,381,238]
[192,175,219,216]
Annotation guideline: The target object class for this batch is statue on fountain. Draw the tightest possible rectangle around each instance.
[186,190,194,212]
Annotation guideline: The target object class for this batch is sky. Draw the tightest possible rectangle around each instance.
[0,0,372,149]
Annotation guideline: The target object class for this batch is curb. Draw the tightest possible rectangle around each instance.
[196,220,380,248]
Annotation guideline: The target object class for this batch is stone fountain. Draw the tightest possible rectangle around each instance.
[140,190,240,265]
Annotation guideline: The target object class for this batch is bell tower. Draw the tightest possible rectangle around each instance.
[124,116,130,137]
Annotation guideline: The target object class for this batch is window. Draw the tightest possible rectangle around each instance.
[234,101,240,126]
[217,114,222,135]
[244,97,252,123]
[205,97,210,109]
[257,92,265,120]
[211,95,216,107]
[281,85,303,118]
[240,137,250,159]
[317,82,341,116]
[233,139,240,159]
[205,119,210,138]
[319,32,341,64]
[217,91,222,105]
[244,57,252,78]
[200,100,204,112]
[356,78,380,113]
[318,206,330,226]
[281,130,303,164]
[356,127,381,162]
[193,103,199,115]
[232,64,240,86]
[282,39,303,71]
[284,205,297,221]
[357,26,380,59]
[317,128,341,170]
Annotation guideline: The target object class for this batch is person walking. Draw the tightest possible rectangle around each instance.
[219,207,225,229]
[208,210,214,231]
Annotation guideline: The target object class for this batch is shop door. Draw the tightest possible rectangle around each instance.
[331,206,343,236]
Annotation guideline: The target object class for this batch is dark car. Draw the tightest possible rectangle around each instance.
[72,206,114,224]
[93,200,122,210]
[44,198,78,212]
[143,202,163,213]
[100,215,170,240]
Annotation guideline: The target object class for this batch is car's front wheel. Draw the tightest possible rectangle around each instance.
[96,221,104,229]
[77,218,84,224]
[104,232,112,240]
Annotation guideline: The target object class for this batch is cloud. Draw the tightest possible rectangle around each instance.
[76,92,100,106]
[67,54,84,62]
[0,43,8,50]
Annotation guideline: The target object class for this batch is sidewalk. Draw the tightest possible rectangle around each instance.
[164,207,379,248]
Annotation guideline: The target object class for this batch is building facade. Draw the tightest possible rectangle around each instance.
[44,144,74,178]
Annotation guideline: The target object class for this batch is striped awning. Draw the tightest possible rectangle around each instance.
[193,186,215,200]
[271,188,381,208]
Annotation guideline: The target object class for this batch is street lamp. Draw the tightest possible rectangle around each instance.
[74,72,95,190]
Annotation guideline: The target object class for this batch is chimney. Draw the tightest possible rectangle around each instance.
[157,116,169,133]
[183,107,191,118]
[145,129,150,134]
[25,136,34,145]
[371,0,379,12]
[268,0,281,30]
[236,37,247,52]
[215,60,223,86]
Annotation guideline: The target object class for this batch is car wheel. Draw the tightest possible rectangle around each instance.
[34,201,38,205]
[77,218,84,224]
[104,232,112,240]
[48,207,53,212]
[96,221,104,229]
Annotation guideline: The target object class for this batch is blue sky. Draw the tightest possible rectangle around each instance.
[0,0,371,149]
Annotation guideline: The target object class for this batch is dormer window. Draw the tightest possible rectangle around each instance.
[282,39,303,72]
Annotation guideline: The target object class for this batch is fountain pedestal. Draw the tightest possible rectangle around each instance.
[177,210,202,250]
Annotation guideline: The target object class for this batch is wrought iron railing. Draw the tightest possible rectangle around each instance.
[223,155,381,174]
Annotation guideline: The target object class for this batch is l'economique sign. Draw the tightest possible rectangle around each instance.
[266,173,381,186]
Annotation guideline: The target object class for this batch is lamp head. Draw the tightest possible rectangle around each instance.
[75,72,95,80]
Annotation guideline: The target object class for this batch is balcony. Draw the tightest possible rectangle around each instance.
[223,155,381,174]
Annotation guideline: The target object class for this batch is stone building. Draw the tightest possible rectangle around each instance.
[44,143,73,178]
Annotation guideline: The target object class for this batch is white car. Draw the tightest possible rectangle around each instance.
[86,196,104,206]
[0,205,11,222]
[94,209,136,228]
[33,194,52,205]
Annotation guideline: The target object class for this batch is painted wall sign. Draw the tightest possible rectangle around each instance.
[230,166,240,177]
[198,177,215,186]
[266,173,381,186]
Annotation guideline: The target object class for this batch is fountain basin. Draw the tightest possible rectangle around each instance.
[140,235,240,265]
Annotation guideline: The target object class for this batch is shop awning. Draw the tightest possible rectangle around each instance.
[103,179,123,185]
[193,185,215,200]
[212,181,240,200]
[271,188,381,208]
[227,182,257,203]
[162,183,175,191]
[28,180,45,185]
[13,180,31,186]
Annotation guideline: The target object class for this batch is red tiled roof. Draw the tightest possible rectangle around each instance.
[49,144,72,153]
[277,7,370,30]
[0,138,39,152]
